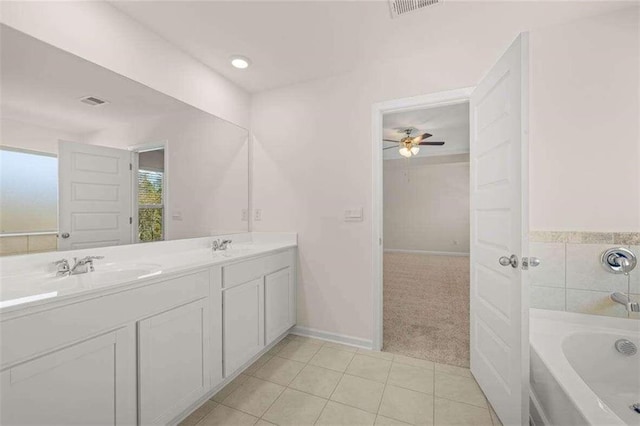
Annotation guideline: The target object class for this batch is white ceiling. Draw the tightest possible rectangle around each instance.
[383,102,469,159]
[110,1,628,93]
[0,24,192,134]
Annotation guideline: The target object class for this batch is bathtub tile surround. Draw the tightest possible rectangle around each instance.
[181,335,502,426]
[529,231,640,318]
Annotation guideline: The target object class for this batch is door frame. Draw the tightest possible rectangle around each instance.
[129,140,169,243]
[371,87,474,351]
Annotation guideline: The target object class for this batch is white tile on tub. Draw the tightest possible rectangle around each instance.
[529,242,565,288]
[566,289,628,318]
[629,245,639,294]
[565,244,628,292]
[530,285,565,311]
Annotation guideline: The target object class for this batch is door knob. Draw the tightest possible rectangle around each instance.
[60,232,70,239]
[522,257,540,270]
[499,255,518,268]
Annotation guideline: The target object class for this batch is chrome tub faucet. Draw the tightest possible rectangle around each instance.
[610,292,640,313]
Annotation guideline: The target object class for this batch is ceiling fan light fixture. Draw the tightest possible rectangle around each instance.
[230,55,251,69]
[410,146,420,155]
[399,147,412,157]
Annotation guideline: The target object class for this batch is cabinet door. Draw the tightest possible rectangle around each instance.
[138,298,210,424]
[223,278,264,376]
[0,326,136,425]
[265,267,295,345]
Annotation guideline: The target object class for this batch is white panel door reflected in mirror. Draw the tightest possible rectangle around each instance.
[0,24,249,255]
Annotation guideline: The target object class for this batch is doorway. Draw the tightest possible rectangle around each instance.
[372,87,474,354]
[381,102,470,367]
[372,33,531,426]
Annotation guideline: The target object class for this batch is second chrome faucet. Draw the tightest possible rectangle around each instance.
[211,239,232,252]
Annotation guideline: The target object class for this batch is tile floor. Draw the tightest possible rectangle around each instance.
[180,335,503,426]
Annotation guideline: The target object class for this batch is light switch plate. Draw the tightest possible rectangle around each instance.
[172,211,183,221]
[344,208,363,222]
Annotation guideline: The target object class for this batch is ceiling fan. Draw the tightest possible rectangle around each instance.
[383,128,445,158]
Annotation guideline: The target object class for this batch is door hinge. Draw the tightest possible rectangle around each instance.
[129,163,132,171]
[129,217,133,225]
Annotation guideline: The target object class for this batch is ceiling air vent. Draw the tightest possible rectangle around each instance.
[79,96,109,106]
[389,0,441,18]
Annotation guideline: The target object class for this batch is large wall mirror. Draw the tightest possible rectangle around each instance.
[0,25,249,256]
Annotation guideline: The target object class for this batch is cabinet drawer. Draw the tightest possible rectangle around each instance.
[222,250,292,288]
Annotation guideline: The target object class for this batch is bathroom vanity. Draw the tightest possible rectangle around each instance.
[0,233,297,425]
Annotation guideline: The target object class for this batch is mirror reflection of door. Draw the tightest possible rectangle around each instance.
[58,140,133,250]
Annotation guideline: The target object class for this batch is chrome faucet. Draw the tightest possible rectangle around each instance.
[611,292,640,313]
[69,256,104,275]
[54,259,71,276]
[212,239,232,251]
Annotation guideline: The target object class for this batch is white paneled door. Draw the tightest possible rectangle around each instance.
[470,33,529,426]
[58,140,132,250]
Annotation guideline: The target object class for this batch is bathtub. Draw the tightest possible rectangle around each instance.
[530,309,640,426]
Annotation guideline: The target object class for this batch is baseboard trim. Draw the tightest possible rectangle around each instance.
[290,326,373,350]
[384,249,470,257]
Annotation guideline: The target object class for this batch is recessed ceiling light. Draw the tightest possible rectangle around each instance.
[230,55,251,69]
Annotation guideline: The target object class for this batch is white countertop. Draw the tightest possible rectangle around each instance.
[0,232,296,314]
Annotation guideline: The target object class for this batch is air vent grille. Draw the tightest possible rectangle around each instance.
[389,0,441,18]
[80,96,109,106]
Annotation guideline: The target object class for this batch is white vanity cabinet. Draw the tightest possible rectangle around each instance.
[222,248,296,377]
[0,326,136,426]
[0,244,296,425]
[265,266,295,345]
[223,278,265,375]
[138,297,211,425]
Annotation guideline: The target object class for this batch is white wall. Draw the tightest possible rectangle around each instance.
[251,6,639,341]
[0,118,80,155]
[384,155,470,254]
[82,109,249,239]
[530,7,640,232]
[0,1,250,129]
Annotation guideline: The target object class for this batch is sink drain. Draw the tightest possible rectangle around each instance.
[615,339,637,356]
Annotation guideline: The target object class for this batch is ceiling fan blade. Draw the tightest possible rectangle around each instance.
[418,141,445,146]
[383,146,397,150]
[383,139,400,143]
[412,133,432,143]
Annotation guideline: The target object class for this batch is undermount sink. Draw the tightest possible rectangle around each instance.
[215,247,254,257]
[41,263,163,290]
[0,263,162,309]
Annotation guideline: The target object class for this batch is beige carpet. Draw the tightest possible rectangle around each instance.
[383,252,470,368]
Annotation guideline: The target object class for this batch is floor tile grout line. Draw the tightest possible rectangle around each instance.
[200,336,483,426]
[259,341,315,421]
